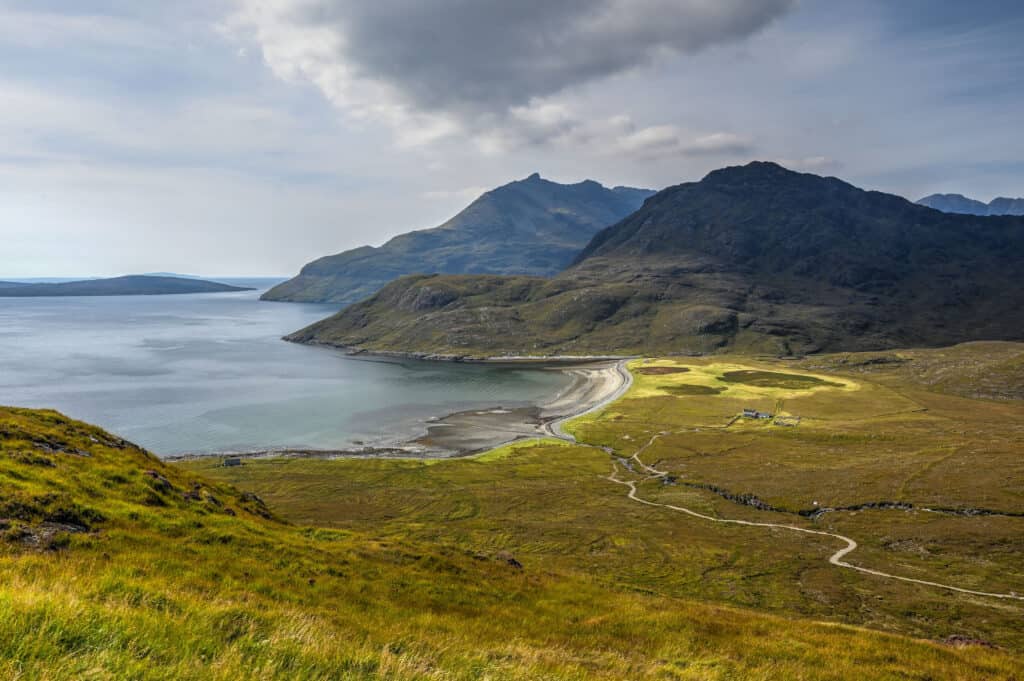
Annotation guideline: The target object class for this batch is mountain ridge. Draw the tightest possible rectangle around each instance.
[262,174,654,304]
[287,162,1024,357]
[917,192,1024,216]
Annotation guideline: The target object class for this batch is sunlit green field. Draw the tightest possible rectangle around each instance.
[2,341,1023,678]
[192,343,1024,654]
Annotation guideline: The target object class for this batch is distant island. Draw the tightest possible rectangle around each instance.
[262,173,654,304]
[0,275,253,297]
[917,193,1024,216]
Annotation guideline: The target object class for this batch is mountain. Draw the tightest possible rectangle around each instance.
[140,271,202,279]
[915,193,989,215]
[286,162,1024,358]
[0,275,253,297]
[262,174,654,304]
[147,274,290,290]
[917,193,1024,216]
[988,196,1024,215]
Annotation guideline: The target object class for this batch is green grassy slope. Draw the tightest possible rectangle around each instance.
[191,343,1024,665]
[3,397,1022,677]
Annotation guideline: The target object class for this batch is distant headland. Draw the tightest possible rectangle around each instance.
[0,275,253,297]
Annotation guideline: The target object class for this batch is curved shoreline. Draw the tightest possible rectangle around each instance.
[541,359,634,441]
[167,359,634,462]
[286,339,633,365]
[399,359,633,456]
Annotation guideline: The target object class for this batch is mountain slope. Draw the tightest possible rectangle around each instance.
[988,196,1024,215]
[288,162,1024,357]
[0,275,251,297]
[918,193,1024,216]
[262,174,654,304]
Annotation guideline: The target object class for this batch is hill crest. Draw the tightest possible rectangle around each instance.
[917,192,1024,216]
[262,174,654,304]
[287,162,1024,357]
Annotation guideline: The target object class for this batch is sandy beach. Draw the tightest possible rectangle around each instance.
[414,360,632,455]
[170,359,633,463]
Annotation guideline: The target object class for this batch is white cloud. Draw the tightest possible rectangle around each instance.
[776,156,843,173]
[420,186,489,202]
[684,133,754,156]
[227,0,791,155]
[465,100,755,162]
[613,127,753,160]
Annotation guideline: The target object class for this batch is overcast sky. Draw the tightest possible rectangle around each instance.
[2,0,1022,277]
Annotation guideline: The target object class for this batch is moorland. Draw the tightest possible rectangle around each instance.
[189,341,1024,676]
[2,342,1024,679]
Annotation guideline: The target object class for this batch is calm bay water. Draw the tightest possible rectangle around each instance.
[0,288,569,456]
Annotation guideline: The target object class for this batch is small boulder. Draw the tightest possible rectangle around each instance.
[143,470,174,493]
[496,551,523,570]
[943,635,997,649]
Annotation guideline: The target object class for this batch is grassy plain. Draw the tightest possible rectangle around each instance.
[1,342,1023,678]
[191,342,1024,658]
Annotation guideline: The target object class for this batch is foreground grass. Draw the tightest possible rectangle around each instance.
[192,343,1024,660]
[6,339,1024,675]
[0,413,1019,678]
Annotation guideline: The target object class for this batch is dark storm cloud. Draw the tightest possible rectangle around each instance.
[267,0,796,113]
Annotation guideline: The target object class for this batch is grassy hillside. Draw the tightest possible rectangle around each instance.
[190,343,1024,672]
[3,375,1023,677]
[262,175,653,304]
[287,162,1024,357]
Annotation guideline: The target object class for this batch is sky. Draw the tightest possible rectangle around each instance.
[1,0,1022,277]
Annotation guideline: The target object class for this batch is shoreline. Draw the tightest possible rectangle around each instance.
[413,359,633,455]
[542,359,634,441]
[167,359,633,463]
[284,338,633,365]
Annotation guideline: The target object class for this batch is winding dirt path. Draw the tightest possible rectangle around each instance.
[546,365,1024,603]
[615,437,1024,602]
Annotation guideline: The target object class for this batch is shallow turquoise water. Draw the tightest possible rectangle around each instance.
[0,289,568,456]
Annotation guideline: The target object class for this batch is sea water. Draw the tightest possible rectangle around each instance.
[0,287,569,456]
